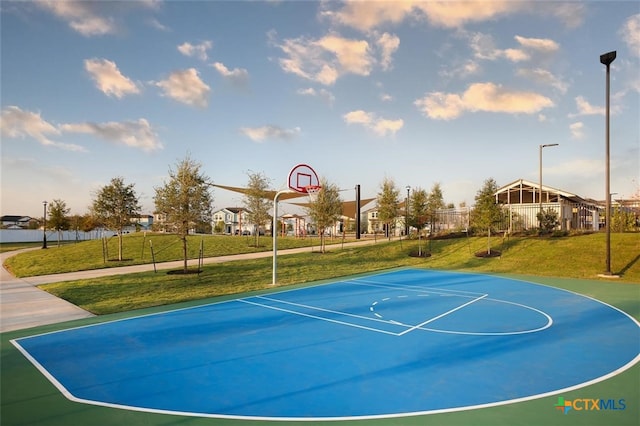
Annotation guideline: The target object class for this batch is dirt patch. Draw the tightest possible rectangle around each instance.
[167,269,202,275]
[409,251,432,258]
[474,250,501,258]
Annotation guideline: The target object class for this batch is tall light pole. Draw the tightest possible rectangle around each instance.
[600,50,616,276]
[539,143,559,231]
[405,185,411,237]
[42,200,48,249]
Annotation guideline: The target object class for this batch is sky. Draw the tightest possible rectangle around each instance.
[1,0,639,219]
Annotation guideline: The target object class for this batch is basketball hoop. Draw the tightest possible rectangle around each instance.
[305,185,321,202]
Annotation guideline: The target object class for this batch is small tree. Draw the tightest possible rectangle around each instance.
[91,177,141,261]
[408,187,428,254]
[471,178,502,255]
[305,178,343,253]
[427,182,446,234]
[377,177,400,240]
[611,206,636,232]
[154,155,213,272]
[243,171,273,246]
[48,199,70,247]
[536,208,560,234]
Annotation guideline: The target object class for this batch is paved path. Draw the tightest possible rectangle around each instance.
[0,239,379,333]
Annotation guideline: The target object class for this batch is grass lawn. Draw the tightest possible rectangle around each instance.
[1,232,638,426]
[31,232,639,315]
[3,232,357,277]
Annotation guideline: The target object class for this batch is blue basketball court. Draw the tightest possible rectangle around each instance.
[11,269,640,421]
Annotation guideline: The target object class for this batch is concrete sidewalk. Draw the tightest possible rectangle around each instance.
[0,249,95,333]
[0,239,378,333]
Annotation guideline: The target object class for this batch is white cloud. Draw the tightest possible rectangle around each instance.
[84,58,140,98]
[343,110,373,125]
[239,125,300,142]
[147,18,170,32]
[514,35,559,53]
[211,62,249,87]
[376,32,400,71]
[571,96,605,116]
[439,60,481,79]
[0,106,85,152]
[414,82,554,120]
[316,35,373,75]
[296,87,336,104]
[60,118,162,152]
[468,33,559,63]
[324,1,584,31]
[270,31,397,86]
[35,0,159,37]
[36,0,116,36]
[343,110,404,137]
[569,122,584,139]
[517,68,568,93]
[619,14,640,57]
[178,41,213,61]
[154,68,210,108]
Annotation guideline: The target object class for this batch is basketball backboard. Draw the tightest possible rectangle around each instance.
[287,164,320,194]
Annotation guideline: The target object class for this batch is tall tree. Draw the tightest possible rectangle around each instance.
[427,182,446,234]
[48,199,70,247]
[471,178,503,255]
[91,177,141,261]
[154,156,213,272]
[408,187,428,232]
[408,187,429,255]
[377,177,400,240]
[243,171,272,246]
[305,178,343,253]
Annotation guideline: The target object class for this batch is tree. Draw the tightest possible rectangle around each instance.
[48,199,70,246]
[91,177,141,261]
[154,156,213,273]
[408,187,429,255]
[536,208,560,234]
[243,171,273,247]
[377,177,400,240]
[305,178,343,253]
[427,182,446,234]
[471,178,503,255]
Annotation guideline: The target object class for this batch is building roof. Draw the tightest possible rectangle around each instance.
[1,215,33,222]
[494,179,594,205]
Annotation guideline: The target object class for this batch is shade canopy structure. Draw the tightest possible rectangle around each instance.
[212,184,309,201]
[291,198,377,218]
[213,184,376,218]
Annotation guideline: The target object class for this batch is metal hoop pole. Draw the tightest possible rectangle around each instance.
[273,189,293,285]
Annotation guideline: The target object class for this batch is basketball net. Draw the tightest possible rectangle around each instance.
[305,185,321,203]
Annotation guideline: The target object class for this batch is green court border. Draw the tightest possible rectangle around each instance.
[2,270,638,426]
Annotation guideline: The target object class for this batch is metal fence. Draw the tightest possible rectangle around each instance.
[499,202,600,233]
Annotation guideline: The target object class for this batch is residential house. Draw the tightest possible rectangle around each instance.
[130,214,154,231]
[0,215,36,229]
[212,208,256,235]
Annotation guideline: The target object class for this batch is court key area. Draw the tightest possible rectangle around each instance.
[12,269,640,421]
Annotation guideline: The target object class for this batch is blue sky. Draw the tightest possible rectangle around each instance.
[1,1,639,218]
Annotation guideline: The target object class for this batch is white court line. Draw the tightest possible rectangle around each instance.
[255,296,395,326]
[398,294,488,336]
[237,299,400,336]
[349,279,487,298]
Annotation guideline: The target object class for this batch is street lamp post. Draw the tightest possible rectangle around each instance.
[539,144,559,231]
[405,185,411,237]
[42,200,48,249]
[600,50,616,276]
